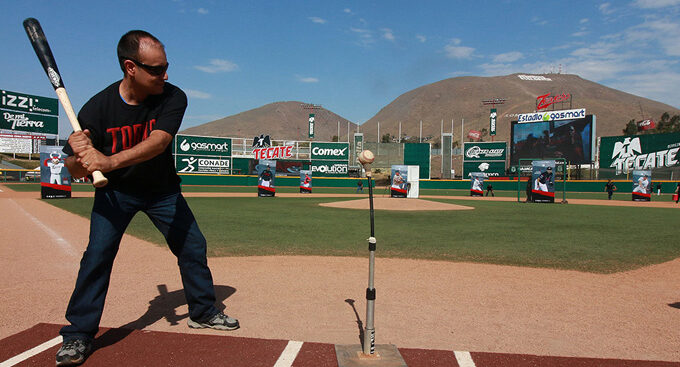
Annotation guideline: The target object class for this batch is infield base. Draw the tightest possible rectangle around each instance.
[335,344,407,367]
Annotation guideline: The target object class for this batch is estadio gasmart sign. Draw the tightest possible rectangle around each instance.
[517,108,586,123]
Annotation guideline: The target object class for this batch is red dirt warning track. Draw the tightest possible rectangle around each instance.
[2,323,679,367]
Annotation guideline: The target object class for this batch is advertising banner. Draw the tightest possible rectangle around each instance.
[489,108,497,136]
[0,133,37,154]
[463,142,507,177]
[463,161,506,177]
[464,142,507,161]
[531,160,556,203]
[311,142,349,161]
[469,172,485,196]
[40,146,71,199]
[311,160,348,177]
[631,170,652,201]
[176,155,231,174]
[517,108,586,123]
[175,134,231,157]
[1,89,59,135]
[353,133,363,166]
[599,133,680,175]
[256,160,276,197]
[300,170,312,193]
[174,135,232,175]
[390,165,408,198]
[308,114,315,139]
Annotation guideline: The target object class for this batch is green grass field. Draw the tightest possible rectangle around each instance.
[42,193,680,274]
[5,182,678,201]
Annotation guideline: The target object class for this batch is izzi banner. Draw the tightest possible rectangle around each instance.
[599,133,680,174]
[1,89,58,135]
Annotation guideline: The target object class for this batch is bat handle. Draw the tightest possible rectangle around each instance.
[91,171,109,188]
[54,88,109,188]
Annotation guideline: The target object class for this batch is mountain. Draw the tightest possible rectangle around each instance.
[180,101,358,142]
[360,73,680,145]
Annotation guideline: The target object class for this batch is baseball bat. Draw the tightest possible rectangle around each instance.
[23,17,108,188]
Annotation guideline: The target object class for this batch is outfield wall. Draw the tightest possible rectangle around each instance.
[177,173,680,193]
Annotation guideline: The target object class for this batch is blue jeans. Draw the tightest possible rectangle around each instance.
[60,189,219,342]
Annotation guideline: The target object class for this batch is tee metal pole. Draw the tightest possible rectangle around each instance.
[363,171,376,355]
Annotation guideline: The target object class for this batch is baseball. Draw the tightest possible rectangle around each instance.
[358,150,375,164]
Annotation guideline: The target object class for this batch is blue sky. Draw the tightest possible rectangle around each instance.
[2,0,680,138]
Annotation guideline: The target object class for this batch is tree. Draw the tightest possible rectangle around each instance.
[381,133,392,143]
[622,119,638,135]
[332,135,339,142]
[622,112,680,135]
[480,128,488,142]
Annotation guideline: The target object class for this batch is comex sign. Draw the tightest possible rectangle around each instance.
[312,146,347,158]
[311,142,349,160]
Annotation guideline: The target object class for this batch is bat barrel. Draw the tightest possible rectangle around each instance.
[23,18,64,89]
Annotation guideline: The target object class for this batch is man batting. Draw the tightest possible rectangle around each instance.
[55,30,239,366]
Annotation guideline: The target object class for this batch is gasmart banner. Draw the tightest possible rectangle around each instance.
[599,133,680,174]
[462,141,507,177]
[311,142,350,177]
[517,108,586,123]
[1,89,58,134]
[174,134,232,174]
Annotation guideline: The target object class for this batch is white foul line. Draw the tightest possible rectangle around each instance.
[454,351,477,367]
[273,340,303,367]
[0,336,62,367]
[9,199,79,258]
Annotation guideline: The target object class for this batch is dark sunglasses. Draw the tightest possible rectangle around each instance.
[129,58,169,76]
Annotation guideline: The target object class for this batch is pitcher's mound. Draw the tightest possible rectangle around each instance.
[319,198,474,211]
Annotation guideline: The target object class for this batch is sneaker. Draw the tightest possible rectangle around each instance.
[188,311,239,330]
[55,338,92,366]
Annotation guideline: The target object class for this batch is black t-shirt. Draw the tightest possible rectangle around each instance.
[64,81,186,194]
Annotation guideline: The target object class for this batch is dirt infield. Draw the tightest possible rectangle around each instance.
[319,197,474,210]
[0,184,679,363]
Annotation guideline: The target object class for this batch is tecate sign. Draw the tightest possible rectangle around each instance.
[517,108,586,123]
[607,136,679,174]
